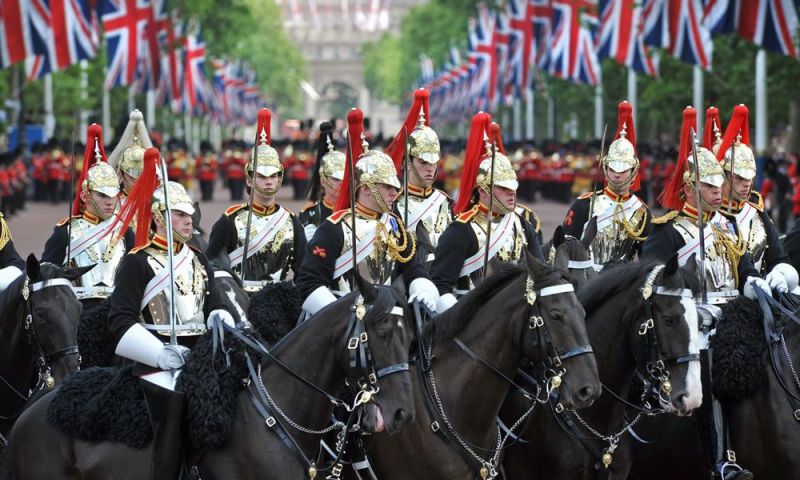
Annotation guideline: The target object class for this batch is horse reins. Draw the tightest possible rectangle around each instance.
[214,295,409,479]
[551,264,700,471]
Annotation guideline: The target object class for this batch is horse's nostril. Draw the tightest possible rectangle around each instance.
[394,409,410,426]
[577,385,595,402]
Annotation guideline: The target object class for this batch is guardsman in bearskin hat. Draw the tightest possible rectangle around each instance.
[222,141,247,201]
[717,104,797,292]
[109,110,152,202]
[643,107,770,480]
[206,108,306,292]
[0,194,24,290]
[41,124,135,302]
[196,141,218,202]
[562,101,651,269]
[299,121,345,240]
[108,147,235,480]
[295,108,438,317]
[389,89,453,270]
[430,112,545,312]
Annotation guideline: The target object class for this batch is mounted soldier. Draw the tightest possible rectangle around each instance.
[299,121,345,241]
[642,106,770,480]
[41,124,134,304]
[295,108,438,317]
[389,89,453,270]
[430,112,544,312]
[108,109,153,203]
[562,101,651,269]
[717,104,797,293]
[108,147,235,480]
[0,210,24,290]
[206,108,306,293]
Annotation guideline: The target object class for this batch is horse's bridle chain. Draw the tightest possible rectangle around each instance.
[424,279,580,479]
[781,336,800,392]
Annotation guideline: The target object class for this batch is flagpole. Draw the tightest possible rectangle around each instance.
[102,67,111,137]
[526,87,534,141]
[594,83,603,139]
[547,93,555,139]
[184,112,192,154]
[44,74,55,142]
[127,85,135,112]
[79,60,89,136]
[755,49,767,154]
[693,65,704,132]
[627,68,637,132]
[513,97,521,142]
[146,90,156,131]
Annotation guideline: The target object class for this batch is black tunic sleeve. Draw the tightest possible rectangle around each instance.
[522,217,545,261]
[397,219,430,287]
[430,221,477,296]
[783,219,800,271]
[633,206,655,257]
[737,252,759,291]
[123,230,136,252]
[641,222,683,263]
[0,239,24,270]
[291,214,307,276]
[294,219,344,299]
[759,210,790,272]
[206,214,237,260]
[108,252,151,346]
[562,196,590,239]
[41,223,68,265]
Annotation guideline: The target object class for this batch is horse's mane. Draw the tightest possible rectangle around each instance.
[431,264,525,343]
[578,261,659,312]
[543,235,590,261]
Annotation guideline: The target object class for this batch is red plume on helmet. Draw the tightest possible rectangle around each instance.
[613,101,640,191]
[111,147,160,248]
[257,108,271,144]
[715,104,751,161]
[488,122,505,155]
[335,108,365,211]
[454,112,492,215]
[72,123,110,215]
[659,107,697,211]
[703,106,722,151]
[387,89,430,171]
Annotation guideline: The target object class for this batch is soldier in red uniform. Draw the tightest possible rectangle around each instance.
[0,154,10,216]
[195,141,218,202]
[31,143,47,202]
[222,140,247,201]
[14,150,28,213]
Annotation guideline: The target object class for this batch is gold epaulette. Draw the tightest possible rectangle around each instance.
[748,191,765,212]
[0,215,11,251]
[224,204,247,217]
[300,202,318,213]
[129,241,152,254]
[328,210,350,224]
[532,211,542,233]
[56,215,80,227]
[652,210,679,224]
[456,205,479,223]
[578,190,601,200]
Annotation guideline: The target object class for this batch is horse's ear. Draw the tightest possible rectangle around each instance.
[664,252,680,277]
[681,253,698,278]
[524,249,548,275]
[26,254,41,281]
[61,264,95,281]
[354,270,378,303]
[391,275,406,301]
[553,244,570,275]
[552,225,565,249]
[581,216,598,250]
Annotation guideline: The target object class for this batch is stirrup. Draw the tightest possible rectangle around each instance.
[718,462,753,480]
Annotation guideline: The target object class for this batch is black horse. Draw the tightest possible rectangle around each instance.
[5,276,416,480]
[0,255,87,438]
[502,255,703,479]
[543,218,598,289]
[363,249,601,479]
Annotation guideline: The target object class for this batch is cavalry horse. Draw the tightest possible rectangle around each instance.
[501,254,703,479]
[364,248,601,479]
[0,255,87,440]
[543,218,598,290]
[4,275,416,480]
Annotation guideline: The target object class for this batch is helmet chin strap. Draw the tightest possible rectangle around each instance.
[247,173,281,197]
[85,188,115,221]
[367,183,392,214]
[479,186,513,215]
[409,160,435,189]
[153,210,191,243]
[604,165,637,193]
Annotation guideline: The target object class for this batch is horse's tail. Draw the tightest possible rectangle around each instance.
[0,435,14,480]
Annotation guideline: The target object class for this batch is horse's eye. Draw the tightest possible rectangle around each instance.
[34,308,46,318]
[663,315,675,327]
[549,310,562,321]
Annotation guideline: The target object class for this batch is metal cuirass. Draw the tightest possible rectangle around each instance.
[335,215,402,294]
[737,211,768,273]
[397,192,452,266]
[234,209,295,283]
[588,194,646,265]
[674,216,739,304]
[69,218,126,290]
[144,247,208,337]
[465,212,526,289]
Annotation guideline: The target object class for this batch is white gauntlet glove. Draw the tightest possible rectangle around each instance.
[766,263,798,293]
[157,344,190,370]
[302,286,338,316]
[744,276,772,300]
[408,278,439,314]
[436,293,458,313]
[207,309,236,329]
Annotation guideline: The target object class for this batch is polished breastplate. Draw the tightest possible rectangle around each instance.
[69,218,126,290]
[738,211,768,273]
[397,192,452,265]
[673,216,739,303]
[234,209,295,284]
[465,212,526,289]
[336,215,404,293]
[144,247,208,336]
[589,194,646,265]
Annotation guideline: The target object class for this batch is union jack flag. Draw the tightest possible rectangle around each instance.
[641,0,671,48]
[183,26,210,114]
[668,0,713,69]
[132,0,167,93]
[505,0,529,102]
[491,9,510,109]
[597,0,660,77]
[531,0,553,70]
[155,9,183,112]
[102,0,153,89]
[468,16,491,110]
[1,0,38,68]
[548,0,602,86]
[703,0,798,58]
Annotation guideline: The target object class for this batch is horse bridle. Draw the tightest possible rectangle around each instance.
[23,277,81,390]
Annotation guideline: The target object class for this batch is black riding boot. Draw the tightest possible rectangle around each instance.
[140,378,185,480]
